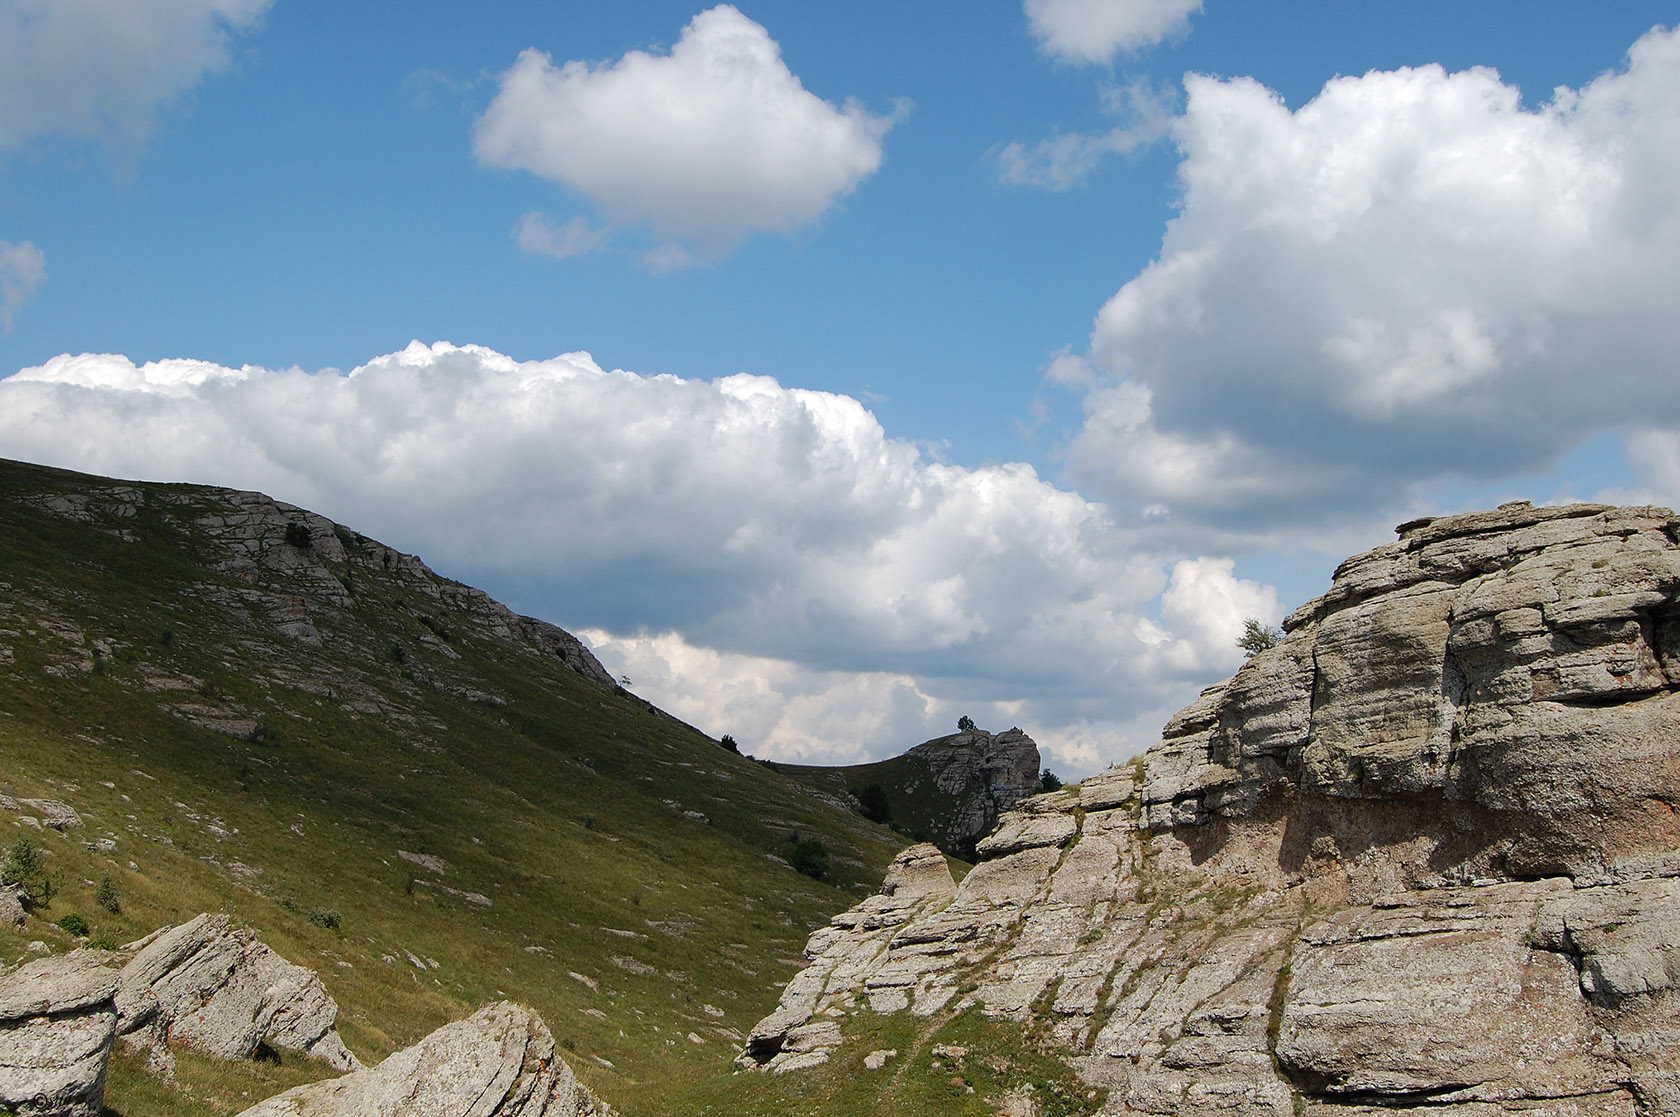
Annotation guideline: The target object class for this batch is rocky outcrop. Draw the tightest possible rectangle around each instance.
[785,726,1043,858]
[905,727,1043,854]
[745,502,1680,1115]
[0,883,25,930]
[236,1001,612,1117]
[742,843,957,1072]
[117,913,359,1072]
[0,951,120,1117]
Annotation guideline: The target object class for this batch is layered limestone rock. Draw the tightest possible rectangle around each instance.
[745,502,1680,1116]
[0,950,120,1117]
[236,1001,612,1117]
[905,727,1044,855]
[117,913,359,1072]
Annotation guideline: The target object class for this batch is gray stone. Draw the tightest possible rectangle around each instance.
[0,884,25,930]
[117,913,358,1071]
[235,1001,611,1116]
[0,951,120,1117]
[743,501,1680,1116]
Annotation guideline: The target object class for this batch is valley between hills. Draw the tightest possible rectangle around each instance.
[6,458,1680,1116]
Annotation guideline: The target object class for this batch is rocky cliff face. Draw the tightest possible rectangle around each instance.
[784,726,1042,859]
[745,502,1680,1115]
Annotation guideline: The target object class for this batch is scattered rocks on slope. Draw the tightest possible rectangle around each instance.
[0,950,120,1117]
[117,913,359,1072]
[235,1001,612,1117]
[744,502,1680,1116]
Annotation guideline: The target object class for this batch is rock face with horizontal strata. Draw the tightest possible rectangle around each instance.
[745,502,1680,1115]
[236,1001,612,1117]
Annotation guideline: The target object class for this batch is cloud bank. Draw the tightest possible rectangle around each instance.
[475,5,903,265]
[0,0,270,153]
[0,342,1280,772]
[1057,25,1680,541]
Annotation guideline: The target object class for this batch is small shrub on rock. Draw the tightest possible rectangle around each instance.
[284,521,312,549]
[1238,618,1284,656]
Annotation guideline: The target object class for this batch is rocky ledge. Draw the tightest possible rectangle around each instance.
[745,502,1680,1115]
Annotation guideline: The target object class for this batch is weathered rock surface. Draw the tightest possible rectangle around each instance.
[117,913,359,1071]
[0,883,25,929]
[236,1001,611,1117]
[746,502,1680,1115]
[0,950,120,1117]
[785,726,1043,858]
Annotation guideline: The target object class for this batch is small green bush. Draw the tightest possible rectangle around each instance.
[785,835,830,881]
[1,836,51,908]
[284,521,312,549]
[1238,618,1284,656]
[0,836,39,888]
[58,913,90,937]
[95,873,121,914]
[854,783,893,824]
[308,907,343,930]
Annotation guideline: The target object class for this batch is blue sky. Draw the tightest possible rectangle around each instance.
[3,1,1679,775]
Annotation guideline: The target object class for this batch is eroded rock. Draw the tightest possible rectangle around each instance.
[0,950,120,1117]
[745,503,1680,1115]
[117,913,359,1071]
[236,1001,611,1116]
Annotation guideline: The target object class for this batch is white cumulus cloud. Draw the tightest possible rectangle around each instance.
[0,341,1279,774]
[474,5,904,264]
[0,0,270,153]
[0,240,46,329]
[1025,0,1201,64]
[1059,25,1680,541]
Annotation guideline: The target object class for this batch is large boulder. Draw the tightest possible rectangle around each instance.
[745,503,1680,1115]
[235,1001,611,1116]
[118,913,358,1071]
[0,951,120,1117]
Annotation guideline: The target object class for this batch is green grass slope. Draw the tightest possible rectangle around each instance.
[0,457,909,1115]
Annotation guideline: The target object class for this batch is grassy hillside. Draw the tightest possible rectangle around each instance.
[0,458,910,1116]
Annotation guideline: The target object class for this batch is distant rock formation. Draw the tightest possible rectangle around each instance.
[236,1001,612,1117]
[0,950,120,1117]
[783,725,1042,859]
[117,913,359,1073]
[745,502,1680,1114]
